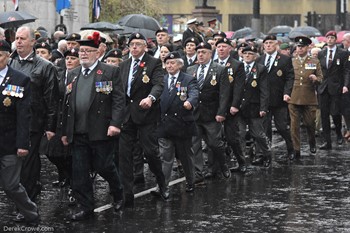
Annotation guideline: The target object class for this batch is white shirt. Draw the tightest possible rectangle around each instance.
[127,53,145,96]
[265,51,277,71]
[168,72,180,88]
[187,54,197,64]
[217,56,229,66]
[154,46,161,58]
[0,65,9,85]
[81,60,98,75]
[197,60,211,78]
[244,61,255,74]
[327,46,336,67]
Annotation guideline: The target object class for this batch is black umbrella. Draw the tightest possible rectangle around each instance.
[232,27,265,39]
[289,26,322,38]
[0,11,37,28]
[117,14,161,38]
[80,22,123,31]
[268,25,293,37]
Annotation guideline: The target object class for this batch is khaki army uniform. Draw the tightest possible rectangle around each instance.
[288,56,323,152]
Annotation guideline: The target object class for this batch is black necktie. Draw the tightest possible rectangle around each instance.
[198,64,206,88]
[328,50,333,68]
[169,76,176,94]
[265,55,272,71]
[83,68,90,76]
[220,61,225,65]
[188,58,193,65]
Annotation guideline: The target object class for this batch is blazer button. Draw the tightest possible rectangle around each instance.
[242,98,245,101]
[165,113,167,116]
[174,113,177,116]
[199,101,202,103]
[130,100,133,103]
[97,111,101,114]
[68,115,71,117]
[101,100,103,103]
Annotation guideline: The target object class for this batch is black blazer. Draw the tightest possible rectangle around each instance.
[186,61,230,122]
[182,28,203,47]
[62,61,125,143]
[0,66,31,156]
[240,62,269,118]
[256,52,294,108]
[119,52,164,125]
[318,48,350,95]
[158,71,199,138]
[220,57,246,112]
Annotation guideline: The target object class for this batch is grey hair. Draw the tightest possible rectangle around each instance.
[17,26,35,40]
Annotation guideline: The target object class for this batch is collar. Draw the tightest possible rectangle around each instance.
[0,65,9,79]
[81,60,99,74]
[19,51,35,61]
[266,50,278,59]
[132,53,145,63]
[169,71,180,79]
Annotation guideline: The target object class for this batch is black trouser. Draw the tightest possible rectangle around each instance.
[20,131,42,202]
[119,120,165,200]
[263,106,294,153]
[71,134,123,211]
[319,92,342,143]
[224,116,246,166]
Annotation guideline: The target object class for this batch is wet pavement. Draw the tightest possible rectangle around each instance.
[1,128,350,233]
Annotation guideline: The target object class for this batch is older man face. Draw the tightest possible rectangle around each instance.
[15,27,35,58]
[78,45,99,68]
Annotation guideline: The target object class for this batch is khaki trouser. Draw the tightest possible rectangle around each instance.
[288,104,317,151]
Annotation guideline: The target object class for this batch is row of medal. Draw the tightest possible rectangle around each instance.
[177,86,188,101]
[96,81,113,94]
[2,84,24,98]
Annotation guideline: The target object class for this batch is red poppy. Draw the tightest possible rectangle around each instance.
[140,62,146,68]
[96,70,103,75]
[252,68,257,73]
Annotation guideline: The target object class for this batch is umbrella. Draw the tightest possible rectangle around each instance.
[117,14,161,38]
[268,25,293,37]
[0,11,37,28]
[80,21,123,31]
[289,26,322,38]
[231,27,265,39]
[79,30,113,43]
[336,31,350,43]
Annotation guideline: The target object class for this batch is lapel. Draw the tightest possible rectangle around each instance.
[204,61,215,86]
[246,63,256,84]
[321,50,328,69]
[69,68,81,114]
[0,67,13,93]
[87,62,104,109]
[132,53,148,86]
[329,48,339,69]
[123,58,132,88]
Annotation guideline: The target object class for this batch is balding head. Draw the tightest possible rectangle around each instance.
[342,33,350,50]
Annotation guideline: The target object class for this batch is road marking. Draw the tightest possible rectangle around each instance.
[94,177,186,213]
[95,139,285,212]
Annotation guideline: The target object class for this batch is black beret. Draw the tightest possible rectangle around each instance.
[34,42,52,52]
[0,40,11,52]
[237,42,249,49]
[184,37,199,46]
[295,36,312,46]
[242,46,258,53]
[164,51,182,63]
[263,35,277,43]
[104,48,122,59]
[64,48,79,58]
[155,27,168,35]
[197,22,204,27]
[215,38,232,47]
[196,42,212,51]
[213,31,227,38]
[65,33,81,41]
[128,32,146,44]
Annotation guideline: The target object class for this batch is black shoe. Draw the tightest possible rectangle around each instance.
[231,164,246,173]
[222,166,231,179]
[194,175,204,184]
[150,187,161,197]
[70,210,94,221]
[185,183,195,193]
[134,176,145,184]
[295,150,301,159]
[113,199,124,212]
[204,171,214,179]
[319,142,332,150]
[287,150,295,160]
[13,213,24,222]
[337,136,344,145]
[52,180,61,187]
[310,147,316,155]
[263,155,272,167]
[159,186,170,201]
[251,156,264,165]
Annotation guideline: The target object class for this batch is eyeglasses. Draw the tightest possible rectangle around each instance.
[78,49,98,54]
[129,42,145,47]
